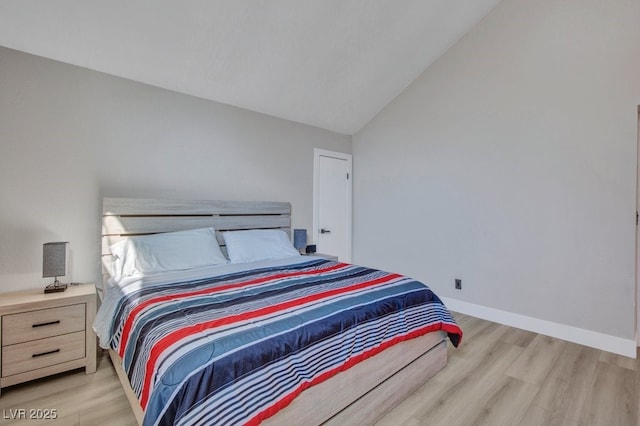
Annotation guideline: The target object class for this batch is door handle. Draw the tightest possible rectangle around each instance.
[320,229,331,234]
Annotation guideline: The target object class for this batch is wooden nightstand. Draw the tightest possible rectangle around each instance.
[0,284,97,396]
[306,253,339,261]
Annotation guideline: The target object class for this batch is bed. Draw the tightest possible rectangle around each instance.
[97,197,462,426]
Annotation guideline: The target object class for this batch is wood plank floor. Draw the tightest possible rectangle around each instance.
[0,312,637,425]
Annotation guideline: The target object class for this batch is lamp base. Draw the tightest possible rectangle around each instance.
[44,282,68,294]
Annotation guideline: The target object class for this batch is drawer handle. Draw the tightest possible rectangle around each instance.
[32,349,60,358]
[32,320,61,328]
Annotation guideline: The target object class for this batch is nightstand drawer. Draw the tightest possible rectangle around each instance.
[1,331,85,377]
[2,304,85,346]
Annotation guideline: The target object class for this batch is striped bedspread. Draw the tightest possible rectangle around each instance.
[95,257,462,426]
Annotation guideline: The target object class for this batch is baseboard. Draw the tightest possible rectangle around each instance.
[441,297,637,358]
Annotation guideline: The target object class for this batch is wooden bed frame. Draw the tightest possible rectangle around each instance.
[101,197,448,425]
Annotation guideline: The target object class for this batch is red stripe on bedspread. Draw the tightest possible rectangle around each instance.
[119,262,350,358]
[246,322,452,426]
[139,272,403,409]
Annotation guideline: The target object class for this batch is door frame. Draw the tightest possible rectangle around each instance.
[313,148,353,262]
[636,106,640,345]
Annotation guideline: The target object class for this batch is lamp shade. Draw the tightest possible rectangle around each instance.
[43,242,67,278]
[293,229,307,251]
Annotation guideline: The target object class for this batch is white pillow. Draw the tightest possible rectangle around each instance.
[223,229,300,263]
[109,227,227,277]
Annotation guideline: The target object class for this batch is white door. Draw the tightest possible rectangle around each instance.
[314,149,352,262]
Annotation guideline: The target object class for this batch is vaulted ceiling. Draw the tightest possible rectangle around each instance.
[0,1,501,134]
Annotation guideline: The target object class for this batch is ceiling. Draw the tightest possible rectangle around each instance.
[0,1,501,135]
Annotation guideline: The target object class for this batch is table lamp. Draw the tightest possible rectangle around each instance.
[43,242,68,293]
[293,229,307,254]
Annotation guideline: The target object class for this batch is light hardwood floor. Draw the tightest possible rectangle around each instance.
[0,312,637,425]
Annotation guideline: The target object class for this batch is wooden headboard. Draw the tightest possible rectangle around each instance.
[101,197,291,287]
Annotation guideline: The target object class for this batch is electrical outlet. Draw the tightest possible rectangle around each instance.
[455,279,462,290]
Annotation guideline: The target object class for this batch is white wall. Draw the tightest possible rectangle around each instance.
[353,0,640,348]
[0,47,351,293]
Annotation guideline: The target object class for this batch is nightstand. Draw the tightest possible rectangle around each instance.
[307,253,339,261]
[0,284,97,396]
